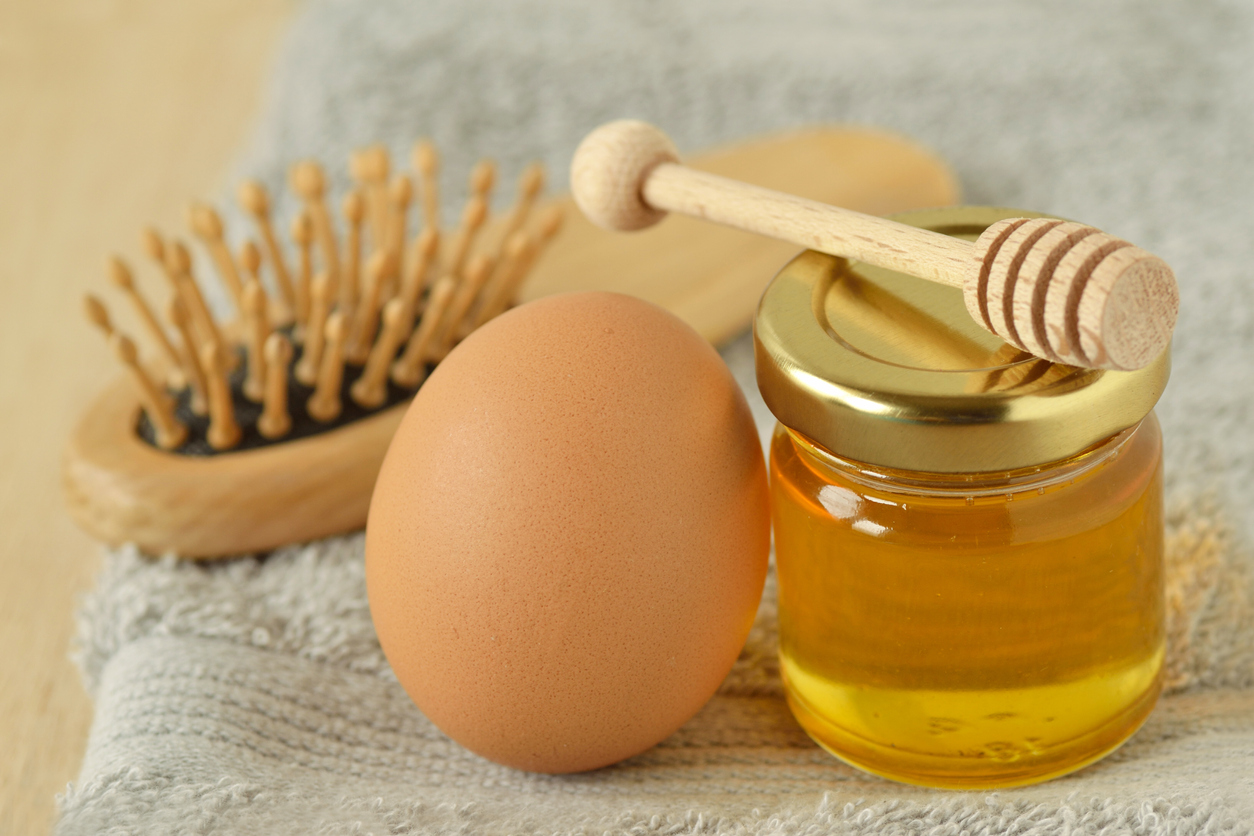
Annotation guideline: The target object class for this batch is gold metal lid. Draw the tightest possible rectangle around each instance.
[753,206,1170,473]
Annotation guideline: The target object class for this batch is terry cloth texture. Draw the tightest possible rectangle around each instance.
[58,511,1254,835]
[59,1,1254,833]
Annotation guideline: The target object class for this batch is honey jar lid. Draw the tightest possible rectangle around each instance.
[753,206,1170,473]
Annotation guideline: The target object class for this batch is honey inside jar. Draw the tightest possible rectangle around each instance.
[753,207,1172,788]
[771,417,1164,788]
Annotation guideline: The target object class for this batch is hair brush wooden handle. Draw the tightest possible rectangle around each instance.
[571,120,1178,371]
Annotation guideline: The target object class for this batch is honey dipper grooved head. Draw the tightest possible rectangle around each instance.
[571,120,679,231]
[1078,245,1178,371]
[966,219,1178,371]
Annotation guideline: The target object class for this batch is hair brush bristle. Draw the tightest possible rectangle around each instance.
[84,141,562,456]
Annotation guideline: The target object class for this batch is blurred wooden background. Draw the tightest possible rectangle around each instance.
[0,1,294,831]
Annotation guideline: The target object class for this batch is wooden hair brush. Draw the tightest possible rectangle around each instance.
[65,141,562,559]
[572,120,1179,371]
[63,124,961,559]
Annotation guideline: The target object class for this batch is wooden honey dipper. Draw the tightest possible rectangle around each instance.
[572,120,1179,371]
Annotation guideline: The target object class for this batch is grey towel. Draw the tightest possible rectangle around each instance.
[58,1,1254,833]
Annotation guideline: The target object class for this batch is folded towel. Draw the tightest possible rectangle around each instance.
[58,500,1254,833]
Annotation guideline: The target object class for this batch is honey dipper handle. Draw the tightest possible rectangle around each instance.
[643,163,971,289]
[572,119,971,288]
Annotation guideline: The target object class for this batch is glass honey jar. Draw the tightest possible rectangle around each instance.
[753,207,1168,789]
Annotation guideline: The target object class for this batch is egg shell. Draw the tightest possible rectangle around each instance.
[366,291,770,773]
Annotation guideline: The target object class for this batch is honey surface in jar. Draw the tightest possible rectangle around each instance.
[770,415,1165,789]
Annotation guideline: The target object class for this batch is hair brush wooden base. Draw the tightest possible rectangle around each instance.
[64,374,407,559]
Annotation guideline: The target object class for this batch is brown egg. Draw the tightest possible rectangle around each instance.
[366,291,769,773]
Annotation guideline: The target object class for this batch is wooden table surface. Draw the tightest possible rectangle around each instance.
[0,2,294,831]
